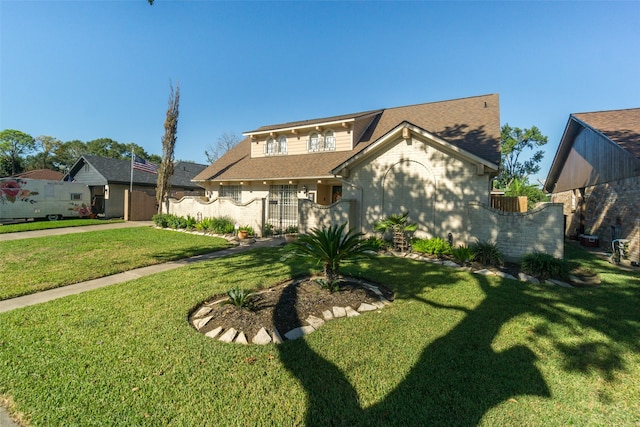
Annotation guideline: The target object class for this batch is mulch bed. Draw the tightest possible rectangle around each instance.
[192,277,394,340]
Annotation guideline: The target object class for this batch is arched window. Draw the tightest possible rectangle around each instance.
[265,138,275,155]
[278,136,287,154]
[308,133,319,152]
[324,130,336,151]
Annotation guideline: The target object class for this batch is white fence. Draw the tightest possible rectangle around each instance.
[167,196,565,261]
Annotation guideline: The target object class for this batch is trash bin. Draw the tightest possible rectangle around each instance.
[579,234,599,247]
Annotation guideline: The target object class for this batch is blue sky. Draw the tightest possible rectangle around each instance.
[2,1,639,184]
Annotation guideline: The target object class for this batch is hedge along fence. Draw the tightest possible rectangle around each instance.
[467,202,564,262]
[166,196,265,236]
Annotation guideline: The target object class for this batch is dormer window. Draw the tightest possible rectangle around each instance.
[307,130,336,152]
[324,130,336,151]
[308,133,320,152]
[264,136,287,156]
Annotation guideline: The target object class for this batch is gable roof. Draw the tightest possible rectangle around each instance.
[12,169,64,181]
[67,155,207,188]
[544,107,640,193]
[194,94,501,183]
[573,109,640,159]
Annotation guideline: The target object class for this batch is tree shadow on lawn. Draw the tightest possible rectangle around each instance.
[269,254,640,426]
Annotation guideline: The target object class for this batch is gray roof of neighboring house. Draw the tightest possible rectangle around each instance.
[194,94,501,182]
[67,155,207,188]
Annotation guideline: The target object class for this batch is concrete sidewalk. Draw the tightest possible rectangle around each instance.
[0,220,153,241]
[0,237,282,313]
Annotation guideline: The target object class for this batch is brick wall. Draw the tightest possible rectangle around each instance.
[298,199,355,234]
[467,202,564,262]
[552,175,640,263]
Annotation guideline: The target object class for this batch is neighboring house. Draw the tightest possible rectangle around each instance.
[544,108,640,263]
[65,155,207,218]
[192,94,501,241]
[12,169,64,181]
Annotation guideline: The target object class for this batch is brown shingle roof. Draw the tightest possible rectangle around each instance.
[573,108,640,159]
[194,94,500,182]
[12,169,64,180]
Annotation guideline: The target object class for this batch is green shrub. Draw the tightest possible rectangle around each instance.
[166,214,187,229]
[152,213,171,228]
[452,245,473,265]
[412,237,452,257]
[211,216,236,234]
[521,252,569,280]
[224,287,254,309]
[263,223,274,236]
[195,217,214,232]
[285,225,298,234]
[363,236,387,251]
[471,240,503,266]
[184,215,197,230]
[314,278,341,293]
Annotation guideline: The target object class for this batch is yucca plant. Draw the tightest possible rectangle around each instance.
[521,252,569,280]
[471,240,503,267]
[287,223,376,286]
[224,287,254,310]
[451,244,474,265]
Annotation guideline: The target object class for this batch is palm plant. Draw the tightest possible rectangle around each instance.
[374,212,418,251]
[289,223,376,285]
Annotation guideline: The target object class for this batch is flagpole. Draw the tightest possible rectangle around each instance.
[130,147,134,194]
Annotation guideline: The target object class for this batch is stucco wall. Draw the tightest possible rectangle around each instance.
[167,196,265,236]
[298,199,356,234]
[343,136,492,239]
[467,202,565,262]
[552,175,640,263]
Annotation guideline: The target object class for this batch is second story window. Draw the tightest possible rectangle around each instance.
[278,136,287,154]
[324,130,336,151]
[308,133,320,152]
[307,130,336,152]
[265,136,287,155]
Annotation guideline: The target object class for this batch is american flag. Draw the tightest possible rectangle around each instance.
[133,155,158,174]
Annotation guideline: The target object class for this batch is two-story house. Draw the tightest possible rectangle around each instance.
[192,94,501,240]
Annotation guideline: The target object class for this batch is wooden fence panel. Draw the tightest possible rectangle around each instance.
[490,196,527,213]
[125,190,157,221]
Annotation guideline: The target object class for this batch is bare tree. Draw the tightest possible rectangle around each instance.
[156,82,180,214]
[204,132,241,163]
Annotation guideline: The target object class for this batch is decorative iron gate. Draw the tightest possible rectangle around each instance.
[267,184,298,234]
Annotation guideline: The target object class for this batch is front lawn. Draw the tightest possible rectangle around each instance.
[0,228,230,300]
[1,243,638,426]
[0,218,123,234]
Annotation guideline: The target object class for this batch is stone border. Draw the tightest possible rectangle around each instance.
[190,280,391,345]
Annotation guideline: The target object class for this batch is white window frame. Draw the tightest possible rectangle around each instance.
[323,130,336,151]
[308,133,319,152]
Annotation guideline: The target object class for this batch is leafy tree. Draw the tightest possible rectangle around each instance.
[205,132,241,163]
[496,124,548,188]
[53,140,88,172]
[504,177,550,210]
[156,82,180,214]
[288,223,376,286]
[0,129,36,176]
[34,135,62,169]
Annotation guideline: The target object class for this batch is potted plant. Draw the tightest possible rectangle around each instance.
[237,225,254,240]
[285,225,299,243]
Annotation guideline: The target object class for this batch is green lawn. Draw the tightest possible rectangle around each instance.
[0,228,230,300]
[0,242,638,426]
[0,219,124,234]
